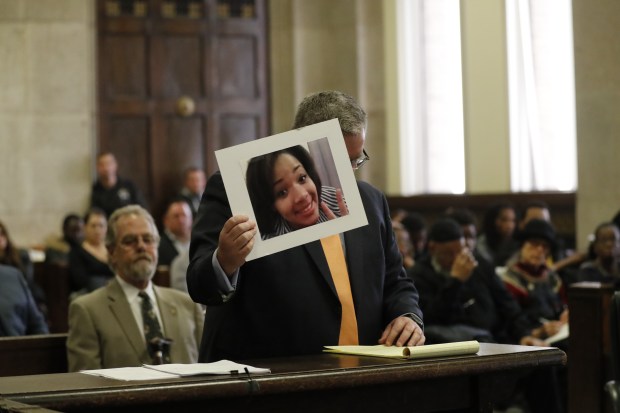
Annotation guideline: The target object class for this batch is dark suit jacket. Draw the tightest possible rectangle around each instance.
[67,278,204,371]
[187,172,423,361]
[157,232,180,267]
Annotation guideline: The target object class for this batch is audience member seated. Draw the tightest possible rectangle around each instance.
[178,166,206,217]
[400,211,428,261]
[67,205,204,371]
[90,152,147,218]
[157,199,192,267]
[476,202,520,267]
[392,221,415,269]
[0,220,46,312]
[444,208,489,264]
[44,213,84,266]
[407,219,533,344]
[518,200,586,278]
[578,221,620,288]
[518,201,552,232]
[613,209,620,230]
[170,249,190,294]
[497,219,568,345]
[0,264,49,336]
[497,218,568,413]
[68,208,113,294]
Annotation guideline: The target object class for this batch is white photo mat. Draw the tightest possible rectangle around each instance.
[215,119,368,260]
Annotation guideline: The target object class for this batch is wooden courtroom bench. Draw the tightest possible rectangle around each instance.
[0,334,68,377]
[568,282,614,413]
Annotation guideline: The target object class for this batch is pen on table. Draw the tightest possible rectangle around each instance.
[244,367,260,393]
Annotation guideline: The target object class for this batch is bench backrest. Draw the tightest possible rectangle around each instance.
[0,334,67,376]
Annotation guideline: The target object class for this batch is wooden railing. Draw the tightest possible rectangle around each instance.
[568,282,614,413]
[0,334,68,377]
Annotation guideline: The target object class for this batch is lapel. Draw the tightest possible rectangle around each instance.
[154,286,182,355]
[343,229,363,290]
[106,279,146,359]
[304,233,362,297]
[304,240,337,296]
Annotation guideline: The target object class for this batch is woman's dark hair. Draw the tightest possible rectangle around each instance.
[0,220,26,274]
[246,145,322,235]
[480,202,516,251]
[83,207,107,224]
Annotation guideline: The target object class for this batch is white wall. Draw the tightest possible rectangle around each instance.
[0,0,95,246]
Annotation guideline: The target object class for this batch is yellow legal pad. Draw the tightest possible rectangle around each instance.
[323,340,480,359]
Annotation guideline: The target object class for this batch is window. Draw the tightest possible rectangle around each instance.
[397,0,465,195]
[506,0,577,191]
[395,0,576,194]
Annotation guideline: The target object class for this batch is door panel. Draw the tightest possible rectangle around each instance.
[106,116,151,200]
[97,0,269,224]
[102,36,147,99]
[217,36,256,98]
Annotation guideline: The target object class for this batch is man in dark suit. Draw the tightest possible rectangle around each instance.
[187,91,425,362]
[157,199,192,266]
[67,205,203,371]
[178,167,206,217]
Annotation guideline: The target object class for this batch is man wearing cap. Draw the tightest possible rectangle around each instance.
[407,218,534,344]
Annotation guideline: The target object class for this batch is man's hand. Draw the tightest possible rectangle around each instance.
[520,335,547,347]
[320,188,349,219]
[216,215,257,276]
[378,316,425,347]
[450,248,477,282]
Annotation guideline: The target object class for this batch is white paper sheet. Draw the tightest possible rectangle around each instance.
[80,361,271,381]
[81,366,177,381]
[143,360,270,376]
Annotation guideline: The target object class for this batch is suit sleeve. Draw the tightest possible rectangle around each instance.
[187,172,234,305]
[67,299,102,372]
[371,186,424,327]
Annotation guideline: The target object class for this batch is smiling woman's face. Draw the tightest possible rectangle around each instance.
[272,153,319,230]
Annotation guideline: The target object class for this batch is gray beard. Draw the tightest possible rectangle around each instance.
[120,258,155,283]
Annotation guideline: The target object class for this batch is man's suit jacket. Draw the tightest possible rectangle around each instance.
[187,172,423,362]
[67,278,204,372]
[158,232,180,266]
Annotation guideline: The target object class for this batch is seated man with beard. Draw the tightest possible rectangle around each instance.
[67,205,204,371]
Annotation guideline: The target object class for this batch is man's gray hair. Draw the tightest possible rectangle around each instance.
[105,205,159,248]
[293,91,367,136]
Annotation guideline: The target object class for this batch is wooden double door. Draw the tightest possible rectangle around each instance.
[97,0,269,221]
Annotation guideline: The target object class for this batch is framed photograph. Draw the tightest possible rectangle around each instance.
[215,119,368,260]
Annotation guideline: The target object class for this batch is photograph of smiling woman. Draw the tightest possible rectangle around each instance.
[246,145,346,240]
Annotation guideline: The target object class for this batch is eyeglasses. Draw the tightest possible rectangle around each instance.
[351,149,370,170]
[119,234,159,249]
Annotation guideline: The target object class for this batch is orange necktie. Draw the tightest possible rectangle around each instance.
[320,234,359,345]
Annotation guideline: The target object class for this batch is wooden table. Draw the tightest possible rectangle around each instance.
[0,343,565,413]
